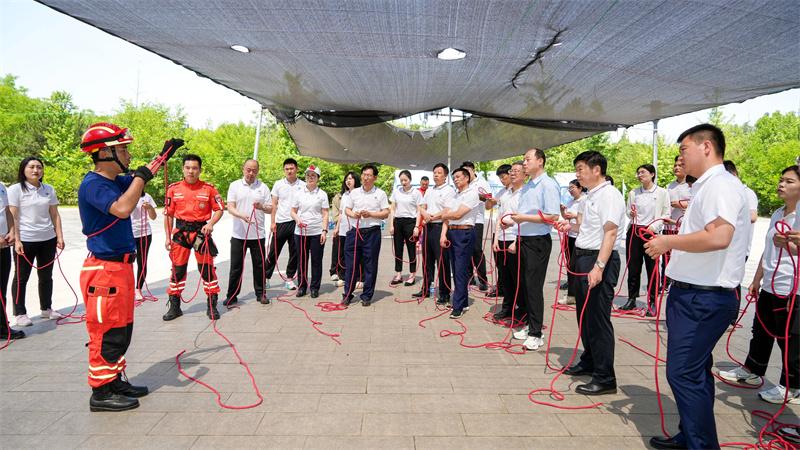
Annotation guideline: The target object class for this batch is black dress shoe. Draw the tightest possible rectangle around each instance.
[296,289,307,298]
[436,296,450,305]
[310,290,319,299]
[492,310,512,321]
[563,365,592,376]
[412,290,427,298]
[649,435,687,449]
[478,282,489,291]
[258,295,271,305]
[0,328,25,340]
[575,382,617,395]
[361,298,371,307]
[89,385,140,412]
[620,298,638,310]
[487,289,498,297]
[110,376,149,398]
[341,294,354,306]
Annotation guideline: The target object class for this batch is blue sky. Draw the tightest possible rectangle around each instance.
[2,0,798,142]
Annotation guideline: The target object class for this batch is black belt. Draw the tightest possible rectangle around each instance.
[449,225,474,230]
[176,220,206,231]
[669,280,735,292]
[95,253,136,264]
[521,235,550,241]
[574,248,599,256]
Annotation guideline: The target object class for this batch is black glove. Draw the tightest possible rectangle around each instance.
[132,165,154,183]
[160,138,184,161]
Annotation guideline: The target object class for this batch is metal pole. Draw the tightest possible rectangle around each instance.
[447,108,452,173]
[652,119,659,175]
[253,107,264,160]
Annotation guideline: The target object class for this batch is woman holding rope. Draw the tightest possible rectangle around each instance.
[8,157,65,327]
[334,171,362,288]
[131,190,157,301]
[718,165,800,404]
[290,165,329,298]
[389,169,422,286]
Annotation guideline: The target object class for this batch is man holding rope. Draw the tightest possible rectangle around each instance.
[77,122,179,411]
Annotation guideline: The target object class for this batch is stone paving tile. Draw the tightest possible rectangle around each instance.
[46,412,165,435]
[304,436,415,449]
[0,434,88,450]
[148,412,263,436]
[0,411,68,435]
[414,436,532,450]
[0,391,89,412]
[411,394,506,413]
[461,413,570,436]
[362,413,465,436]
[556,413,642,436]
[78,435,198,449]
[191,435,306,449]
[317,393,413,413]
[366,375,453,394]
[224,392,320,413]
[255,412,363,436]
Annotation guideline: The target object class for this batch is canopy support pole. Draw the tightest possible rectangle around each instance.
[652,119,659,172]
[253,107,264,160]
[447,108,452,172]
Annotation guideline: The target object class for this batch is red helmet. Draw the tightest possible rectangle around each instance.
[80,122,133,153]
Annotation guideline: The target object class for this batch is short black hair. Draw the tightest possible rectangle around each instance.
[782,165,800,179]
[452,167,470,179]
[361,164,379,177]
[529,148,547,167]
[282,158,298,168]
[496,164,512,176]
[573,150,607,176]
[677,123,726,158]
[460,161,475,170]
[636,163,657,183]
[723,160,738,176]
[420,176,429,182]
[398,170,412,181]
[674,154,680,162]
[433,163,449,173]
[183,154,202,169]
[606,175,614,185]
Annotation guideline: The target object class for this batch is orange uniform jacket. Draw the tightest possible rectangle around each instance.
[165,180,224,222]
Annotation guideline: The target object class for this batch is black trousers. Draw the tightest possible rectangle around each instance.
[265,221,298,280]
[566,236,577,296]
[1,247,10,327]
[496,239,522,315]
[226,237,267,301]
[491,232,505,296]
[392,217,417,273]
[344,227,381,301]
[471,223,488,285]
[330,235,340,276]
[336,233,363,282]
[519,235,552,338]
[12,237,57,315]
[295,234,324,291]
[423,223,451,297]
[134,234,152,290]
[744,289,799,389]
[574,250,621,385]
[627,225,657,304]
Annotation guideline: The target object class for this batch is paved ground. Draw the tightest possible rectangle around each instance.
[1,209,797,449]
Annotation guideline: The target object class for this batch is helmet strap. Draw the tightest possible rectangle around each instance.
[94,147,129,173]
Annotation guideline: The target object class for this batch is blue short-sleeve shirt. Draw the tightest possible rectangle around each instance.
[78,171,136,258]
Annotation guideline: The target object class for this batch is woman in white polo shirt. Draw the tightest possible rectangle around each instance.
[389,170,422,286]
[7,157,65,327]
[333,171,361,287]
[131,191,157,300]
[291,165,329,299]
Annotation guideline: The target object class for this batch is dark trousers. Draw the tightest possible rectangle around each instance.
[226,237,267,301]
[496,239,521,315]
[574,250,621,386]
[1,247,10,326]
[566,236,577,296]
[423,223,451,297]
[392,217,417,273]
[471,223,488,285]
[134,234,152,290]
[744,289,799,389]
[12,237,57,315]
[448,228,474,312]
[627,226,657,304]
[330,235,340,276]
[295,234,324,292]
[665,285,738,450]
[265,221,298,280]
[519,235,552,338]
[344,227,381,301]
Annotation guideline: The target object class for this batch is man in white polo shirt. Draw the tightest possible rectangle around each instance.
[341,164,389,307]
[225,159,272,306]
[645,124,750,450]
[460,161,490,291]
[265,158,305,290]
[415,163,456,303]
[440,167,480,319]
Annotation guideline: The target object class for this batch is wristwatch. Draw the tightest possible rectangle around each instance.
[595,259,606,269]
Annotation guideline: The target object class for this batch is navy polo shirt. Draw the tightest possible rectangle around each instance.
[78,171,136,258]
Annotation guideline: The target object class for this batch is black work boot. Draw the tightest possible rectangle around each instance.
[620,298,637,311]
[162,295,183,321]
[207,294,220,320]
[110,373,149,398]
[90,383,139,412]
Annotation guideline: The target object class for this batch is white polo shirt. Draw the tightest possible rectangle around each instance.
[292,186,329,236]
[744,185,758,257]
[666,164,751,288]
[469,177,491,225]
[576,181,626,251]
[627,185,670,233]
[349,185,389,229]
[390,186,422,219]
[271,177,306,224]
[565,195,585,239]
[497,186,522,240]
[7,182,58,242]
[228,178,271,240]
[761,207,796,297]
[449,185,480,227]
[338,192,353,237]
[131,193,157,238]
[667,179,691,228]
[0,184,8,237]
[421,183,456,223]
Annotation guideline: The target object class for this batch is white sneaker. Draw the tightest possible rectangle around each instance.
[718,366,762,385]
[15,314,32,327]
[512,328,529,341]
[355,282,364,290]
[759,385,800,405]
[557,295,575,305]
[335,280,345,287]
[523,336,544,351]
[41,309,64,320]
[331,274,339,281]
[134,289,144,301]
[285,280,297,290]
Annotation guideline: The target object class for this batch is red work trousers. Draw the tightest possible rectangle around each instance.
[167,230,220,295]
[80,256,135,388]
